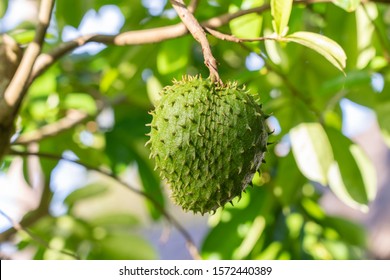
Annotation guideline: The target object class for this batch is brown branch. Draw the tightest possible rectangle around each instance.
[13,110,89,145]
[26,0,390,84]
[205,27,274,43]
[170,0,221,83]
[31,25,188,82]
[8,150,202,260]
[2,0,54,120]
[29,2,276,83]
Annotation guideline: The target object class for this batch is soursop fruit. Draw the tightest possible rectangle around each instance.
[147,76,269,214]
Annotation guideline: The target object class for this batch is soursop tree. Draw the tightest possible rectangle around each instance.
[0,0,389,260]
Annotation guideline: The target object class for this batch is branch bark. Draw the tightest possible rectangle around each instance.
[14,110,89,145]
[3,0,54,116]
[0,0,54,161]
[170,0,221,83]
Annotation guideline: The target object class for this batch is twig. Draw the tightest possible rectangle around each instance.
[21,0,390,85]
[205,27,273,43]
[0,209,79,259]
[13,110,89,145]
[29,0,341,82]
[30,25,188,82]
[2,0,54,120]
[170,0,221,83]
[8,150,202,260]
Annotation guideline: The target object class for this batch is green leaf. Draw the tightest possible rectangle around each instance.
[332,0,361,12]
[0,0,8,18]
[325,127,376,211]
[375,102,390,148]
[64,184,109,206]
[285,31,347,72]
[271,0,293,35]
[290,123,334,185]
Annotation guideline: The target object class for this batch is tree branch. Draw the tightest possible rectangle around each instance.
[13,110,89,145]
[20,0,390,86]
[27,2,294,82]
[205,27,274,43]
[2,0,54,120]
[170,0,221,83]
[7,150,201,260]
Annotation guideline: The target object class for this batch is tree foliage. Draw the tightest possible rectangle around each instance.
[0,0,389,260]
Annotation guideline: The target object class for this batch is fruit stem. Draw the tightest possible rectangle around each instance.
[170,0,223,86]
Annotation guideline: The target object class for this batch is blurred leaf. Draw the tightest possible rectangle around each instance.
[202,188,275,259]
[320,71,371,97]
[28,70,57,97]
[105,105,164,220]
[271,0,293,35]
[56,0,89,28]
[233,215,266,259]
[229,0,263,39]
[91,213,139,228]
[100,68,120,93]
[325,127,376,211]
[332,0,361,12]
[64,183,109,207]
[157,37,190,75]
[290,123,334,185]
[256,241,283,260]
[63,93,97,115]
[9,30,35,44]
[285,31,347,72]
[301,198,326,220]
[230,13,262,39]
[95,233,157,259]
[324,216,366,246]
[0,0,8,18]
[137,153,165,220]
[286,213,304,239]
[274,152,306,205]
[375,102,390,148]
[146,75,163,106]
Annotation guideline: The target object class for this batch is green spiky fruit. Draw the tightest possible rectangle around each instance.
[147,76,269,214]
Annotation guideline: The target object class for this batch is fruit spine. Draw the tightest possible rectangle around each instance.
[147,76,269,214]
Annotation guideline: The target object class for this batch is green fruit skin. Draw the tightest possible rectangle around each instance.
[148,76,268,214]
